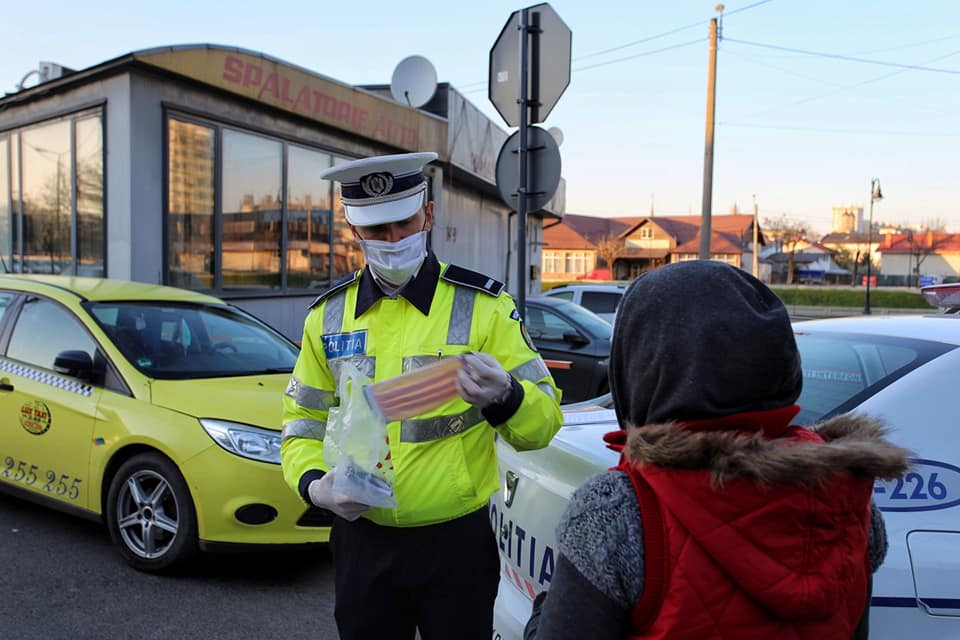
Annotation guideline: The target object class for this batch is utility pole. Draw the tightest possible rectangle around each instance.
[699,5,723,260]
[752,194,759,278]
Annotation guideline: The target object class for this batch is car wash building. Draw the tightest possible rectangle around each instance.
[0,45,562,339]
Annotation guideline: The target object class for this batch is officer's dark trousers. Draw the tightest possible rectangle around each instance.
[330,507,500,640]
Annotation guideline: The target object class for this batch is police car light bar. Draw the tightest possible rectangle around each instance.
[921,283,960,313]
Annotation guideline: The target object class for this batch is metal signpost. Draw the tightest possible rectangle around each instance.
[489,2,571,310]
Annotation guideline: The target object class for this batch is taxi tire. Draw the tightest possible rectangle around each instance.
[105,452,199,573]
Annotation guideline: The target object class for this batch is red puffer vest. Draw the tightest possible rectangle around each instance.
[609,407,873,640]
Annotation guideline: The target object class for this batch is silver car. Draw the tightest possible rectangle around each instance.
[491,286,960,639]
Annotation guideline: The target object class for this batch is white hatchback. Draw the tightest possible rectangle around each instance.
[491,285,960,640]
[542,283,627,324]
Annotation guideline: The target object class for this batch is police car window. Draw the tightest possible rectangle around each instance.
[548,291,574,301]
[794,332,951,426]
[581,291,622,314]
[7,298,97,370]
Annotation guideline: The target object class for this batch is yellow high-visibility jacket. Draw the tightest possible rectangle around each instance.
[281,258,563,527]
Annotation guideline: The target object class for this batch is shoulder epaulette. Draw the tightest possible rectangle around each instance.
[307,271,360,309]
[441,264,504,297]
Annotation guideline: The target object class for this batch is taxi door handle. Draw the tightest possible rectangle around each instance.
[0,382,14,392]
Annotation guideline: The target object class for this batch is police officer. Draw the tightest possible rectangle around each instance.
[281,151,563,640]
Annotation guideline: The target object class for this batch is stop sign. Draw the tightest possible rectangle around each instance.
[489,3,571,128]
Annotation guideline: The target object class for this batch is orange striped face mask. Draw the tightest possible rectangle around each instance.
[365,357,464,422]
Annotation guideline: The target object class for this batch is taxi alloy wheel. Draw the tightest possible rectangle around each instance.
[106,452,198,572]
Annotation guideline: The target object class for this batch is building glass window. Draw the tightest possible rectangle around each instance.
[641,227,653,239]
[168,118,215,289]
[0,138,9,270]
[287,145,332,289]
[76,114,104,276]
[332,155,364,278]
[21,120,71,274]
[221,129,282,289]
[166,114,356,293]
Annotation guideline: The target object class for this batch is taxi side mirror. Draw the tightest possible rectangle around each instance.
[54,350,95,380]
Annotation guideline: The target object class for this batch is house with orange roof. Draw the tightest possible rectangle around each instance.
[878,231,960,286]
[542,213,765,282]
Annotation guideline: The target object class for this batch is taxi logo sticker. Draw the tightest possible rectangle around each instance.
[20,400,51,435]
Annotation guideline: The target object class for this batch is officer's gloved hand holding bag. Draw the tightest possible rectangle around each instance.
[316,361,396,520]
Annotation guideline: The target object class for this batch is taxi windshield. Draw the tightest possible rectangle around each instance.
[87,301,299,379]
[794,331,953,426]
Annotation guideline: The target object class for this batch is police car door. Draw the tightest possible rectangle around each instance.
[860,345,960,638]
[0,294,102,511]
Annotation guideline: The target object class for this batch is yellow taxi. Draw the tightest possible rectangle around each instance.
[0,275,331,572]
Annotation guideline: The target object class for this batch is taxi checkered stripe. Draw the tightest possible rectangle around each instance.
[0,358,94,397]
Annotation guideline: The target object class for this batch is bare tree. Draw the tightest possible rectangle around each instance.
[906,229,940,287]
[593,232,627,276]
[921,217,948,232]
[762,214,807,284]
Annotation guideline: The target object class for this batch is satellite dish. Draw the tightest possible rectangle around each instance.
[548,127,564,147]
[390,55,438,108]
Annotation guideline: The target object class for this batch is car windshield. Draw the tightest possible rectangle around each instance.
[794,331,954,426]
[87,301,299,379]
[544,300,612,338]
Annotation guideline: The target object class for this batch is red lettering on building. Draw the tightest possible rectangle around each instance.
[258,71,281,101]
[243,63,263,88]
[293,86,312,112]
[223,56,244,83]
[218,56,390,140]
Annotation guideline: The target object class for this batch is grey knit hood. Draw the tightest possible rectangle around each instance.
[609,261,802,428]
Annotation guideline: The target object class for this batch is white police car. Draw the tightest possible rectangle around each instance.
[491,284,960,639]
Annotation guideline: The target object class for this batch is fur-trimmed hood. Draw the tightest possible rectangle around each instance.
[625,412,912,487]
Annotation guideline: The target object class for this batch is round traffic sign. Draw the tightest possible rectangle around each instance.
[495,125,562,212]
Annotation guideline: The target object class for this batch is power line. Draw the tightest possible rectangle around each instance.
[460,37,707,94]
[457,0,776,90]
[728,47,960,119]
[573,38,704,72]
[718,122,960,136]
[573,19,707,62]
[724,38,960,74]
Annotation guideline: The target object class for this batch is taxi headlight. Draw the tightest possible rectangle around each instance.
[200,419,281,464]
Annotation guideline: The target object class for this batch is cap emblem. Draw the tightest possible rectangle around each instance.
[360,173,394,197]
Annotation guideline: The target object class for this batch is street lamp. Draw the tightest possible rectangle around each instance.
[863,177,883,314]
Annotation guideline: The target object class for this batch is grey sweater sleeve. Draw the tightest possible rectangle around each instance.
[868,499,887,573]
[523,470,644,639]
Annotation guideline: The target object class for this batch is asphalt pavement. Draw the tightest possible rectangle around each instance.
[0,492,339,639]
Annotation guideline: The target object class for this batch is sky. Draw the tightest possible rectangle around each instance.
[2,0,958,237]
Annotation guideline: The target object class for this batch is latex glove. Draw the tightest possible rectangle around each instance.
[307,469,370,522]
[456,352,513,409]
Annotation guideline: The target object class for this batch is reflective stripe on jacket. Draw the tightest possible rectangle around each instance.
[281,262,563,527]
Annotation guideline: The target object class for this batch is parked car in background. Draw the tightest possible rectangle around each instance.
[542,283,627,324]
[0,275,331,572]
[493,286,960,640]
[524,297,611,404]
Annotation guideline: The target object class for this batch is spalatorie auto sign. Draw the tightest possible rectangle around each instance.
[134,46,445,154]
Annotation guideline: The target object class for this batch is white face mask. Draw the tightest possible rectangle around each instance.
[360,230,428,289]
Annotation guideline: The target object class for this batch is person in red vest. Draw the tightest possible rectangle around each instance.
[524,260,911,640]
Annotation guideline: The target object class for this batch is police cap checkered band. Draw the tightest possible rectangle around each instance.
[340,169,426,207]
